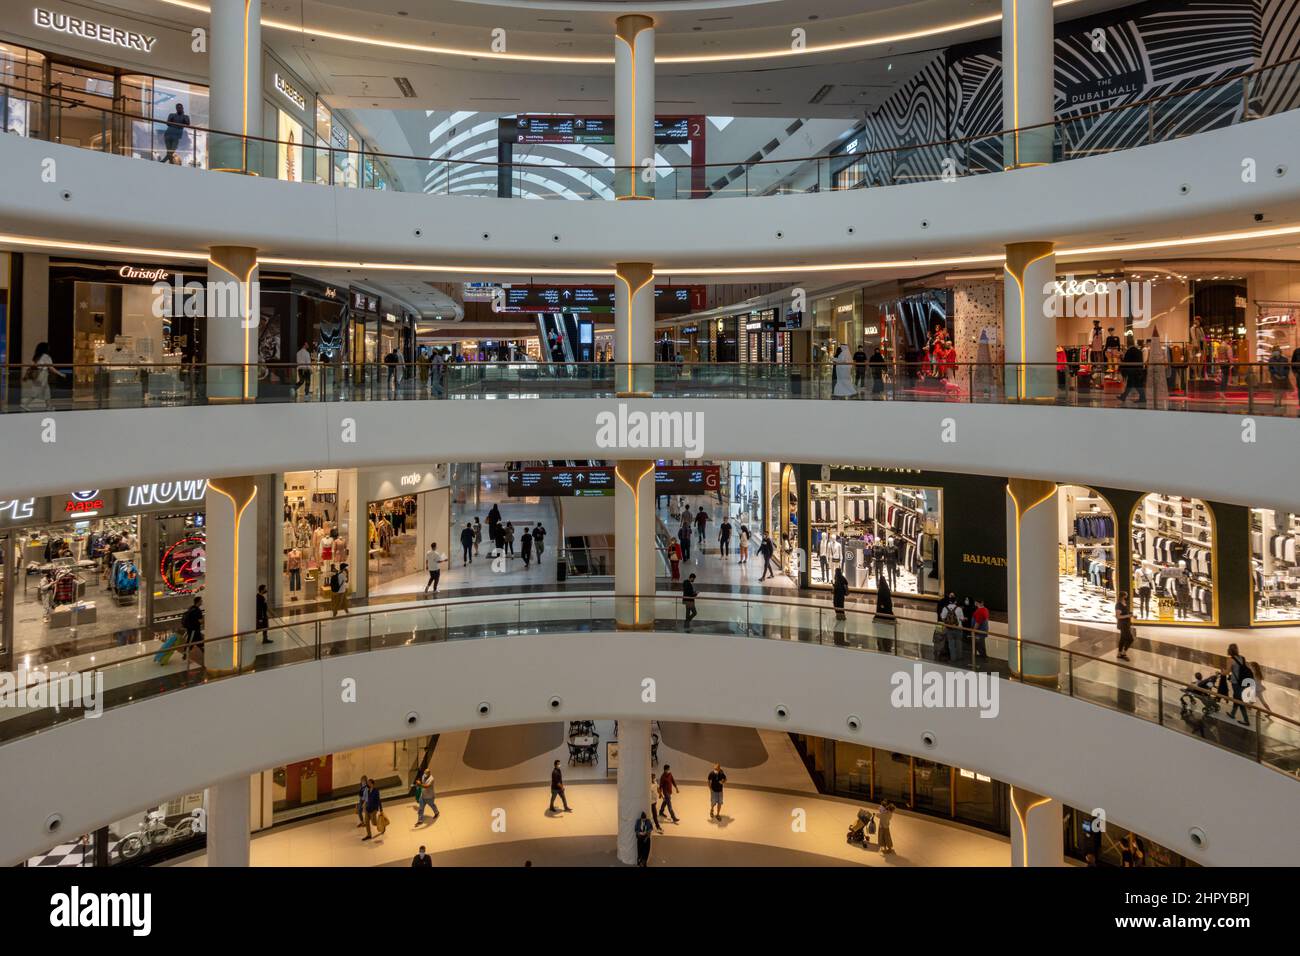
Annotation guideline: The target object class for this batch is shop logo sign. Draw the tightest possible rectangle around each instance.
[961,553,1007,567]
[889,663,999,718]
[274,73,306,111]
[118,266,169,282]
[594,404,704,459]
[1042,276,1151,324]
[399,472,423,487]
[1,667,105,718]
[34,8,158,53]
[126,479,207,508]
[0,498,37,522]
[65,490,105,514]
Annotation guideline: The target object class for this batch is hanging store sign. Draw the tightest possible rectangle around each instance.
[54,489,114,519]
[118,265,170,282]
[33,7,158,53]
[0,497,42,529]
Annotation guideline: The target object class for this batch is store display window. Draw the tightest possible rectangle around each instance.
[270,736,428,824]
[283,471,347,607]
[727,462,764,528]
[1250,508,1300,623]
[1130,494,1216,624]
[808,481,941,597]
[1058,486,1118,625]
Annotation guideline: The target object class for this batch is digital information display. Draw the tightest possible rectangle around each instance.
[497,285,702,315]
[506,115,693,145]
[508,465,720,497]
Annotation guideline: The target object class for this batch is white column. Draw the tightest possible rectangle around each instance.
[616,718,651,865]
[615,460,656,629]
[614,15,655,199]
[210,0,263,174]
[1001,0,1054,168]
[1005,478,1060,683]
[1010,786,1063,866]
[615,262,655,395]
[207,245,259,401]
[1004,241,1056,400]
[206,774,252,867]
[205,476,259,672]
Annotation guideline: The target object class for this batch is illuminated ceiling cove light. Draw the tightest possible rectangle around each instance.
[151,0,1085,66]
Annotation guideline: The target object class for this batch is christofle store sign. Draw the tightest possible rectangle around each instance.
[33,7,158,53]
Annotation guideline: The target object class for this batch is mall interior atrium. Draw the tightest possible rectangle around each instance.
[0,0,1297,894]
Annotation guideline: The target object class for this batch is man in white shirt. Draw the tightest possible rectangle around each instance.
[295,344,313,399]
[423,543,447,595]
[416,769,439,825]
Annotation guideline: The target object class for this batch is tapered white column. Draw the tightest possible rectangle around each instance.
[1005,478,1059,683]
[207,245,259,401]
[616,718,651,865]
[614,15,655,199]
[205,476,259,672]
[615,262,654,396]
[1004,241,1056,400]
[206,774,252,867]
[615,460,656,629]
[1002,0,1054,168]
[1010,786,1063,866]
[210,0,263,174]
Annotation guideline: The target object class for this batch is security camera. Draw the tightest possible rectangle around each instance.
[60,190,72,202]
[477,701,491,717]
[45,813,63,834]
[919,219,930,229]
[481,232,490,240]
[846,714,862,731]
[775,230,784,239]
[774,703,789,720]
[413,228,423,237]
[1254,213,1264,222]
[920,731,937,748]
[548,695,563,710]
[405,711,419,726]
[1178,183,1190,195]
[1188,826,1207,849]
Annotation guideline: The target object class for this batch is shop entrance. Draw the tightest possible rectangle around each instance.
[1057,485,1118,625]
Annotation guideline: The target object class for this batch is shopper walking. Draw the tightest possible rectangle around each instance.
[1115,592,1135,661]
[718,518,732,558]
[677,522,692,562]
[520,527,534,568]
[295,343,313,399]
[548,759,572,812]
[362,777,385,840]
[181,596,204,670]
[877,800,896,854]
[738,525,751,564]
[256,584,271,644]
[832,567,849,621]
[473,516,484,554]
[532,523,546,559]
[383,348,400,398]
[758,533,777,581]
[832,345,856,398]
[972,599,990,662]
[504,521,516,556]
[668,537,682,582]
[422,544,446,596]
[460,522,475,565]
[22,342,66,410]
[415,768,440,825]
[941,599,965,664]
[329,563,350,616]
[356,775,369,828]
[1118,342,1146,404]
[694,506,710,547]
[682,573,699,630]
[649,772,664,832]
[1268,345,1291,409]
[160,102,190,164]
[868,345,886,397]
[657,765,680,823]
[635,812,653,866]
[1226,643,1253,725]
[853,343,868,392]
[707,764,728,820]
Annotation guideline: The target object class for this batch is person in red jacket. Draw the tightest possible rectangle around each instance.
[972,600,990,662]
[668,538,682,582]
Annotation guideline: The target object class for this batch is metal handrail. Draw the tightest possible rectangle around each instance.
[2,591,1293,774]
[1,54,1296,181]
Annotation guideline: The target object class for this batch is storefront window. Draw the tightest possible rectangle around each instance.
[833,740,873,796]
[911,758,952,815]
[809,480,941,597]
[277,109,304,182]
[365,487,450,595]
[271,737,428,823]
[1255,303,1298,362]
[1058,485,1118,625]
[283,471,346,608]
[726,462,763,527]
[0,43,44,136]
[122,74,209,167]
[1131,494,1215,623]
[1250,507,1300,622]
[873,750,912,806]
[953,767,1004,828]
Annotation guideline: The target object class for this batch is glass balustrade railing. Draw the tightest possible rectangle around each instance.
[2,361,1296,416]
[1,592,1295,777]
[1,56,1297,198]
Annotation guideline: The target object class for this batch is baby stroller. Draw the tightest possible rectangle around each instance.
[1179,672,1221,738]
[846,807,875,847]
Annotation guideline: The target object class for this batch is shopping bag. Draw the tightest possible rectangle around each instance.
[378,812,390,834]
[155,633,180,665]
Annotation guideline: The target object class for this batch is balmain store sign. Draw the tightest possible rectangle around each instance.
[962,553,1007,567]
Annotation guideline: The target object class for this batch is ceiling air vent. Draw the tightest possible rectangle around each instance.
[809,84,834,104]
[394,77,416,98]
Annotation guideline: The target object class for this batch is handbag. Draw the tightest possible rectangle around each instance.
[378,812,390,833]
[867,815,877,835]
